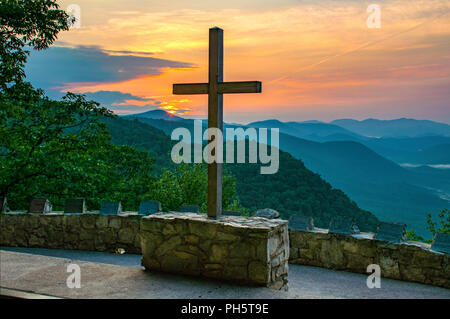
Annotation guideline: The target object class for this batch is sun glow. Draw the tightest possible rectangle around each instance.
[54,0,450,123]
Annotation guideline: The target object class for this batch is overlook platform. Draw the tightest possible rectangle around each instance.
[1,248,449,299]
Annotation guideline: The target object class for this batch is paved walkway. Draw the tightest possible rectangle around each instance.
[1,248,449,299]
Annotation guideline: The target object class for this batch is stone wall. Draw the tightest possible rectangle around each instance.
[0,212,141,254]
[2,212,449,289]
[140,213,289,290]
[289,229,450,289]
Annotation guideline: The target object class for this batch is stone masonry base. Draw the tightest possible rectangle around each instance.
[140,213,289,290]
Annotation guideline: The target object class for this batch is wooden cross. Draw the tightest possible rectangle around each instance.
[173,27,262,218]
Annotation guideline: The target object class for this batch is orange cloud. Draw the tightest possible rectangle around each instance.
[53,0,450,122]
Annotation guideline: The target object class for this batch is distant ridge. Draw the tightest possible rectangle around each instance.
[123,109,184,121]
[247,119,361,140]
[121,115,449,237]
[331,118,450,138]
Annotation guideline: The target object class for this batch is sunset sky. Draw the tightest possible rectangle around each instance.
[25,0,450,123]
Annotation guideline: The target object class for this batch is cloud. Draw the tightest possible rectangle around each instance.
[24,45,194,91]
[102,49,155,57]
[82,90,157,105]
[81,90,163,113]
[23,0,450,122]
[38,89,163,114]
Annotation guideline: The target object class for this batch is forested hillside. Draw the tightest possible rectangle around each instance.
[226,146,378,231]
[103,117,174,173]
[105,117,379,231]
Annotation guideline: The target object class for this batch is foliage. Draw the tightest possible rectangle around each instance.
[1,87,107,197]
[148,163,244,214]
[101,117,246,213]
[0,0,158,211]
[103,117,174,174]
[406,208,449,242]
[0,0,72,90]
[426,208,450,236]
[0,86,157,210]
[405,229,425,242]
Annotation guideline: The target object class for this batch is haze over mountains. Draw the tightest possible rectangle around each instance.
[106,116,379,232]
[124,110,450,237]
[331,118,450,138]
[133,109,184,121]
[245,118,450,165]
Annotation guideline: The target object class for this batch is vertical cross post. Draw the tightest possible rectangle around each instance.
[208,27,223,218]
[172,27,262,219]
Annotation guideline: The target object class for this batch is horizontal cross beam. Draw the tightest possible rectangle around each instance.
[173,83,208,95]
[220,81,262,94]
[173,81,262,95]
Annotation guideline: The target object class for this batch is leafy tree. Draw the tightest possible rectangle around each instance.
[87,144,155,211]
[405,229,424,242]
[1,89,109,199]
[426,208,450,236]
[148,163,245,213]
[0,0,72,90]
[103,117,174,174]
[0,85,158,210]
[0,0,157,211]
[406,208,449,242]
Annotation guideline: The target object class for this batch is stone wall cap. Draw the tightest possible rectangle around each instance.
[43,211,64,216]
[118,212,140,217]
[404,240,431,250]
[82,211,100,215]
[4,211,64,216]
[1,211,143,217]
[311,227,328,233]
[290,226,330,234]
[352,232,375,240]
[3,211,28,215]
[142,212,288,230]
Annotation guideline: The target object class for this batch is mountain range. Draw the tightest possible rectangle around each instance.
[127,109,184,121]
[244,119,450,165]
[105,116,379,232]
[123,110,450,237]
[331,118,450,138]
